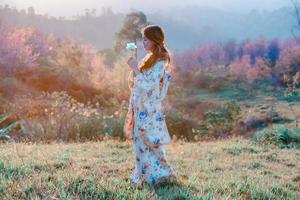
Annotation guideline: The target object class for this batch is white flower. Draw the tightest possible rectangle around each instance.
[126,43,137,51]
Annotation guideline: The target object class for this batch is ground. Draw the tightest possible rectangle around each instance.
[0,138,299,199]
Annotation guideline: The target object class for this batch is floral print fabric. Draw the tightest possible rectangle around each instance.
[124,60,176,185]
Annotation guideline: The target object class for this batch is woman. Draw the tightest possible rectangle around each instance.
[124,25,177,187]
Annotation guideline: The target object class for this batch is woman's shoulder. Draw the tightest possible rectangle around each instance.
[146,60,165,71]
[142,60,166,74]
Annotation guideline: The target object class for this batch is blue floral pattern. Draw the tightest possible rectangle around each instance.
[153,138,161,145]
[167,74,172,81]
[124,60,176,185]
[155,114,165,121]
[139,111,148,120]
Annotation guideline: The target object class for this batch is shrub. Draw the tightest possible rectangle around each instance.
[253,125,300,148]
[3,91,126,142]
[200,101,241,138]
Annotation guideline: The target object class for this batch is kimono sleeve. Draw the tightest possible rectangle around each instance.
[134,61,165,91]
[158,71,172,101]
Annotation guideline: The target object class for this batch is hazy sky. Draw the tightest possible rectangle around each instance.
[2,0,291,17]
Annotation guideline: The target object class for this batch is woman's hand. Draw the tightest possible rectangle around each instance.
[127,57,140,75]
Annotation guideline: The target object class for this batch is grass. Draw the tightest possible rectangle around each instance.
[253,125,300,149]
[0,138,299,199]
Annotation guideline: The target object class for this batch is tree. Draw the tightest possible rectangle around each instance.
[275,44,300,75]
[246,57,272,83]
[229,55,272,91]
[290,0,300,44]
[223,39,237,66]
[27,6,35,16]
[114,10,149,54]
[242,39,268,64]
[0,23,48,74]
[268,40,280,67]
[229,55,251,89]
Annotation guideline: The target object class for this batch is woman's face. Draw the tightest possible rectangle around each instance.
[142,36,154,52]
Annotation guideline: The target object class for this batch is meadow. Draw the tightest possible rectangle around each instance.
[0,138,299,199]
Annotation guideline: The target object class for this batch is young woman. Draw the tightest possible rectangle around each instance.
[124,25,177,187]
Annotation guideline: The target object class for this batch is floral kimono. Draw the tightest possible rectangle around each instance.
[124,60,177,185]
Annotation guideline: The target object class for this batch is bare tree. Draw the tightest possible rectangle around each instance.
[291,0,300,42]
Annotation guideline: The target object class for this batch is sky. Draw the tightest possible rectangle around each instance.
[1,0,292,17]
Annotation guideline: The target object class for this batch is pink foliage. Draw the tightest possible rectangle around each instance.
[243,39,268,56]
[173,43,226,72]
[229,55,251,80]
[276,44,300,74]
[230,55,271,83]
[242,39,269,64]
[246,57,272,83]
[0,22,48,72]
[87,47,107,89]
[52,37,108,90]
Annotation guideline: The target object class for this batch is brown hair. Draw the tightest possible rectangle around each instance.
[138,25,171,73]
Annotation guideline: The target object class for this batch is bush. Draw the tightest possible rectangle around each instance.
[253,125,300,148]
[3,91,127,142]
[166,110,201,141]
[199,101,241,138]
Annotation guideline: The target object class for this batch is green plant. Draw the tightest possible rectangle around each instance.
[201,101,241,138]
[0,115,21,141]
[253,125,300,148]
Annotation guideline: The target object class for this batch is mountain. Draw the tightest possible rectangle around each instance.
[148,5,296,51]
[0,4,296,52]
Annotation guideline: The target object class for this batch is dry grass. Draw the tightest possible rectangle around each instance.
[0,137,299,199]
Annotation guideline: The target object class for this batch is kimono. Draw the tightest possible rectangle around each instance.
[123,60,177,185]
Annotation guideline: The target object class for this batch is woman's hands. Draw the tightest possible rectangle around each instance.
[127,57,140,75]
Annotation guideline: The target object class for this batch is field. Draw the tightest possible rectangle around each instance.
[0,138,299,200]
